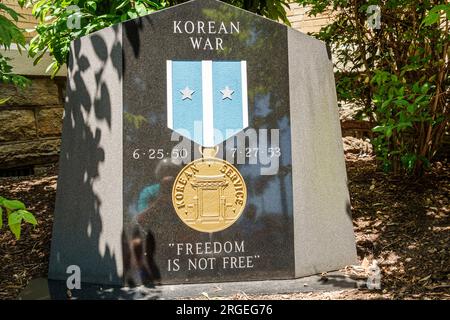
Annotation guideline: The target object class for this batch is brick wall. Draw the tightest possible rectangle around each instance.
[2,0,36,40]
[286,2,334,34]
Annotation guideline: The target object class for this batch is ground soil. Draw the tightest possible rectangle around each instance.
[0,158,448,300]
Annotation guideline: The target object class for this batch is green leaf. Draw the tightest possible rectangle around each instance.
[18,210,37,226]
[0,96,11,105]
[423,12,440,26]
[421,83,430,94]
[116,0,130,11]
[396,121,413,131]
[86,1,97,11]
[8,211,23,225]
[32,49,48,66]
[0,206,3,229]
[394,99,409,107]
[386,126,393,138]
[381,98,392,110]
[407,104,416,113]
[0,3,23,22]
[423,4,450,25]
[6,209,37,239]
[8,223,21,240]
[8,211,22,239]
[2,199,26,210]
[372,125,385,133]
[127,11,138,19]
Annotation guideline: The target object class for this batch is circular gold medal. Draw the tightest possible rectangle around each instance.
[172,148,247,233]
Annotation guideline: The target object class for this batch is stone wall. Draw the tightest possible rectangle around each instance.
[0,77,65,171]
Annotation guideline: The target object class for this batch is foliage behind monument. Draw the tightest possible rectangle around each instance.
[297,0,449,175]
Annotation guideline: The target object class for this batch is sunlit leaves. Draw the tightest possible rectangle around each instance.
[423,3,450,25]
[296,0,449,175]
[0,3,30,93]
[0,196,38,240]
[27,0,292,76]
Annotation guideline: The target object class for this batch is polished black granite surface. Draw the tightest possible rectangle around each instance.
[122,0,294,284]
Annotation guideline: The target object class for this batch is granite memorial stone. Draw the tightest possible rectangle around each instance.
[49,0,357,287]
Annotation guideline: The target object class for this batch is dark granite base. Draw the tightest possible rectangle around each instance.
[18,272,358,300]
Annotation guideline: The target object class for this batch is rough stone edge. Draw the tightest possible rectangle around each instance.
[48,24,124,285]
[288,28,357,278]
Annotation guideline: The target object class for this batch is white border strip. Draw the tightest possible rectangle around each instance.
[202,60,214,147]
[241,61,249,128]
[166,60,173,129]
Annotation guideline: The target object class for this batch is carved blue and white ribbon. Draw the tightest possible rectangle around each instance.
[167,60,248,147]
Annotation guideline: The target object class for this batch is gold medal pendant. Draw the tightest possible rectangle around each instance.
[172,147,247,233]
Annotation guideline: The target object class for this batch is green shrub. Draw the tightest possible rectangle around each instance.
[0,2,30,91]
[296,0,449,175]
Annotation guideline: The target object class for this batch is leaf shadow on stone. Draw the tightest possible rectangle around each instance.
[124,18,144,59]
[47,25,159,299]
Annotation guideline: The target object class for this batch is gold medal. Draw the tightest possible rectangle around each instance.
[172,147,247,233]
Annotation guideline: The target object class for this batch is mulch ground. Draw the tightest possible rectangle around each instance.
[0,159,449,300]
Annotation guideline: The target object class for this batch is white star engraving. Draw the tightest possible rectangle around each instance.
[220,86,234,100]
[180,86,195,100]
